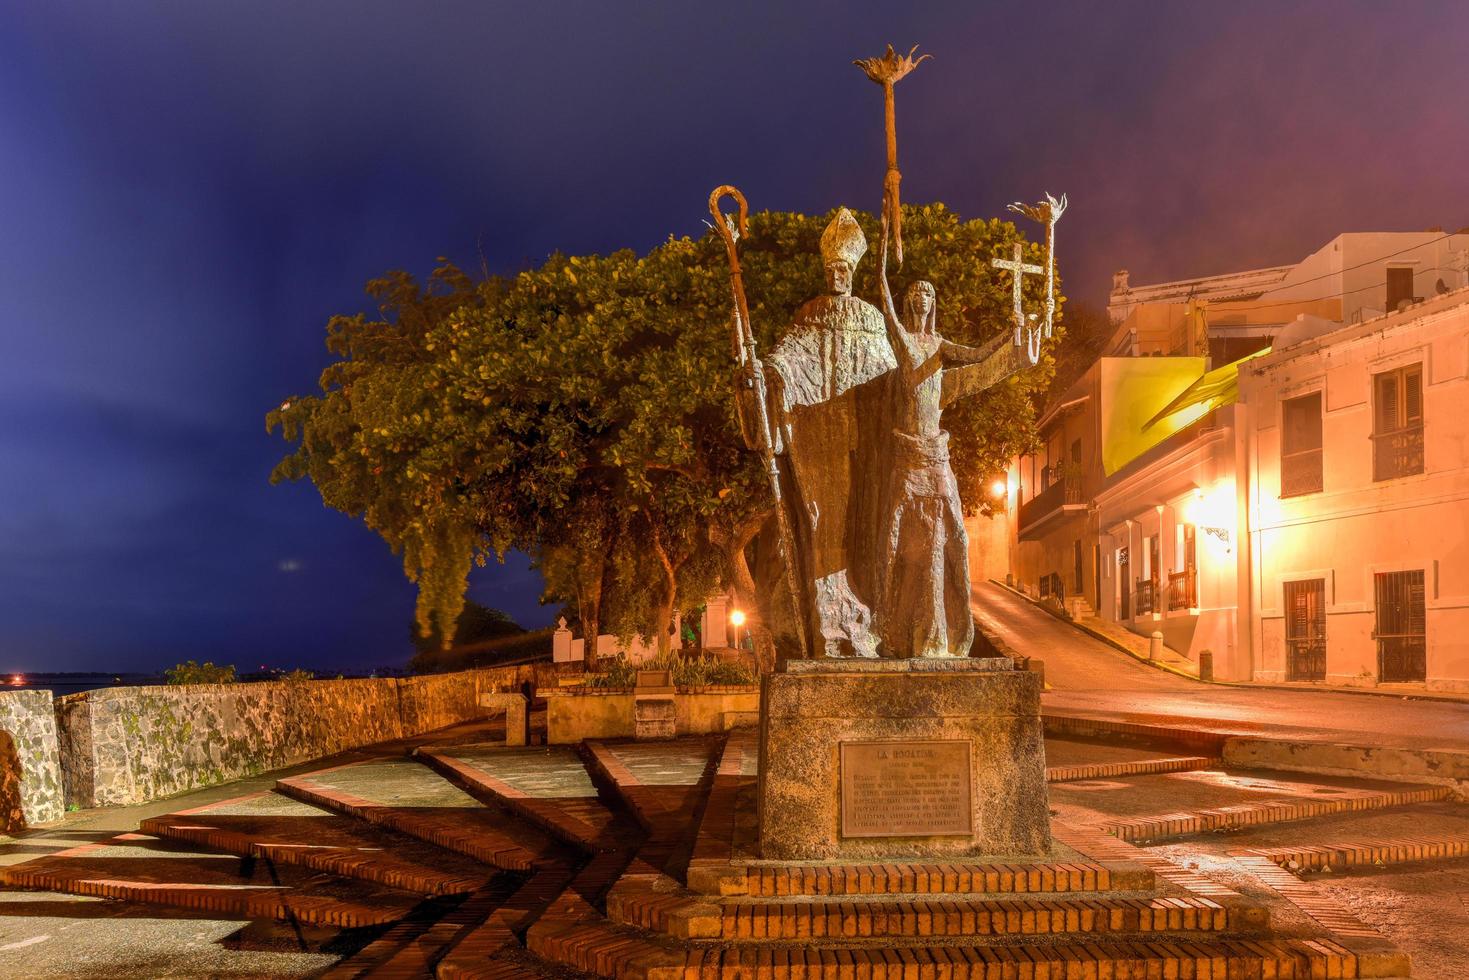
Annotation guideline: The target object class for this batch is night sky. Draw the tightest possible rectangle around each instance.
[3,2,1466,673]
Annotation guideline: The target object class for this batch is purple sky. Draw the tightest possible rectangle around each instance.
[3,2,1465,672]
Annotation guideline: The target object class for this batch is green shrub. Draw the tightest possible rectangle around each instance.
[165,660,237,685]
[582,652,753,689]
[282,669,314,683]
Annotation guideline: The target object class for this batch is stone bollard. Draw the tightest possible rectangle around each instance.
[1198,649,1214,682]
[1149,631,1163,661]
[479,692,529,746]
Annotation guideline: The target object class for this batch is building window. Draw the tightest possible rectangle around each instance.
[1284,579,1326,681]
[1372,364,1424,481]
[1374,569,1426,682]
[1385,267,1416,313]
[1280,392,1323,497]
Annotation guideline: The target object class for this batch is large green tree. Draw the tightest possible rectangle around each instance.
[268,203,1061,669]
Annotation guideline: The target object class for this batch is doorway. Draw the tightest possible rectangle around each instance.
[1284,579,1325,681]
[1375,570,1426,682]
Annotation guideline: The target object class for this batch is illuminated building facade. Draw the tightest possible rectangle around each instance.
[1008,231,1469,689]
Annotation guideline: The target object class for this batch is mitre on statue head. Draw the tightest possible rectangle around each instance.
[820,208,868,268]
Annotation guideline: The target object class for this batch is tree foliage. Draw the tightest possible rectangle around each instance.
[268,203,1062,660]
[165,660,237,685]
[410,600,523,655]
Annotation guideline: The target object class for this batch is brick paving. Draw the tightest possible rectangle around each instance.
[0,830,423,929]
[1049,766,1449,839]
[1047,754,1221,783]
[139,790,494,896]
[418,744,631,852]
[276,763,562,871]
[1,715,1454,977]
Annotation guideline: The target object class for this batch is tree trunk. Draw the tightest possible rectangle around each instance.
[649,522,680,658]
[715,507,779,675]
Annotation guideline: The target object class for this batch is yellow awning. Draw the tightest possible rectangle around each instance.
[1099,357,1205,476]
[1143,347,1271,431]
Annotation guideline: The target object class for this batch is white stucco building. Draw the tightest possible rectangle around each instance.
[1239,286,1469,691]
[1010,229,1469,691]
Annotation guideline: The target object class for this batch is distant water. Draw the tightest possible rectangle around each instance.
[0,674,163,698]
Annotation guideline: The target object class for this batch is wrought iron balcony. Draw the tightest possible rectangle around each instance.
[1279,448,1323,498]
[1167,569,1197,611]
[1372,424,1424,481]
[1017,472,1084,540]
[1134,578,1158,616]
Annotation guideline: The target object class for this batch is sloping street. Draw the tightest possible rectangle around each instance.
[972,580,1469,752]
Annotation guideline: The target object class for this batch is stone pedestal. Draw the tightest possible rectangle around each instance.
[634,670,677,741]
[757,657,1051,860]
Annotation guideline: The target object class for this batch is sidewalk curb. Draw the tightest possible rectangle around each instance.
[987,578,1469,705]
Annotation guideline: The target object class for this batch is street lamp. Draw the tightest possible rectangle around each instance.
[731,608,752,646]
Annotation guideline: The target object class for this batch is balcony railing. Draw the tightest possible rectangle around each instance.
[1134,578,1158,616]
[1372,424,1424,482]
[1017,472,1084,538]
[1167,569,1197,611]
[1280,448,1323,498]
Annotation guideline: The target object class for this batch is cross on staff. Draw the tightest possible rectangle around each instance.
[991,243,1045,351]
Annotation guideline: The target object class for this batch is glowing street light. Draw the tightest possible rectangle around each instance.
[729,609,747,650]
[989,479,1007,499]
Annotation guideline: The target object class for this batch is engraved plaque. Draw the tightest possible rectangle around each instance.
[840,739,972,838]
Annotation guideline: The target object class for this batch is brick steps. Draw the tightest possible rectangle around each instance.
[529,915,1380,980]
[727,860,1155,898]
[316,877,521,980]
[1046,755,1221,783]
[416,747,626,853]
[610,886,1252,941]
[276,769,563,872]
[140,808,489,897]
[1098,784,1452,843]
[435,866,575,979]
[0,834,418,930]
[1238,831,1469,872]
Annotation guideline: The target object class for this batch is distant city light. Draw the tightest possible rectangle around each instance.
[8,674,23,686]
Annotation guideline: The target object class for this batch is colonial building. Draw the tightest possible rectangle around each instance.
[1239,286,1469,691]
[1006,230,1469,691]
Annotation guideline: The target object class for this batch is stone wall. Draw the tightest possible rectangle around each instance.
[58,667,528,808]
[543,685,759,744]
[0,690,64,831]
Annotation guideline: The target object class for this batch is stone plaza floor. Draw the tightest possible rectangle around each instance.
[2,595,1467,978]
[0,710,1460,977]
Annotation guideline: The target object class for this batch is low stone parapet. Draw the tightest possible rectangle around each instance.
[57,666,530,808]
[0,690,63,830]
[542,685,758,744]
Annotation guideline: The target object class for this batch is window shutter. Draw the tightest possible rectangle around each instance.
[1376,372,1399,434]
[1404,367,1423,424]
